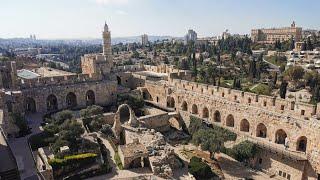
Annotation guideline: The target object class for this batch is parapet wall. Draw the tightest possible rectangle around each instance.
[113,65,145,73]
[18,74,99,88]
[170,78,317,120]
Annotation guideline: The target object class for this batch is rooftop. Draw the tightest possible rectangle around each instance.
[34,67,75,77]
[17,69,41,79]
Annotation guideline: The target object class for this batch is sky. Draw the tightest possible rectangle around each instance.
[1,0,320,39]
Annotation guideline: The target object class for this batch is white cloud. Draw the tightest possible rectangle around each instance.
[95,0,129,5]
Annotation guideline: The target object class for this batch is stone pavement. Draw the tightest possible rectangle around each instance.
[8,113,43,180]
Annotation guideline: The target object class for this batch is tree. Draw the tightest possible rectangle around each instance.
[192,129,224,158]
[306,37,314,51]
[54,110,74,125]
[272,72,278,88]
[198,66,207,83]
[312,84,320,103]
[188,157,217,179]
[207,64,216,85]
[192,53,198,79]
[284,66,305,82]
[248,59,257,79]
[289,36,295,50]
[279,81,288,99]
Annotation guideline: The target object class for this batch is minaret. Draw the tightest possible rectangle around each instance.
[103,22,112,59]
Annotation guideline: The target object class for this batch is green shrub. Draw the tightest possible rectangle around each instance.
[54,110,74,124]
[10,113,30,136]
[49,153,98,170]
[224,141,258,163]
[114,152,123,170]
[188,157,217,179]
[29,132,56,151]
[117,94,145,115]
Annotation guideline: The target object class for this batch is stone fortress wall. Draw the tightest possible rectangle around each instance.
[128,64,320,179]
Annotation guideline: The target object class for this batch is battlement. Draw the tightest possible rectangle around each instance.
[18,74,99,88]
[170,78,317,120]
[113,65,145,72]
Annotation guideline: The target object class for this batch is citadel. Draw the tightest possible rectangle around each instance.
[1,23,320,180]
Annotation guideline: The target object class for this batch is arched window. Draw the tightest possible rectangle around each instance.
[86,90,95,106]
[226,114,234,127]
[47,94,58,111]
[275,129,287,145]
[202,107,209,118]
[25,97,37,113]
[214,111,221,122]
[192,104,198,114]
[181,101,188,111]
[167,97,175,108]
[296,136,307,152]
[66,92,77,108]
[256,123,267,138]
[240,119,250,132]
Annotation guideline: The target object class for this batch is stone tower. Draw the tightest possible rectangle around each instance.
[103,22,112,61]
[81,22,113,78]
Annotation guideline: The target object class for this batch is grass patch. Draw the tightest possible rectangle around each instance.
[114,152,123,170]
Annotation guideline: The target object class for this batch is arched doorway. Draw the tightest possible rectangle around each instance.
[240,119,250,132]
[214,111,221,122]
[117,76,121,85]
[119,105,130,124]
[296,136,307,152]
[191,104,198,114]
[86,90,95,106]
[226,114,234,127]
[275,129,287,145]
[256,123,267,138]
[47,94,58,112]
[181,101,188,111]
[25,97,37,113]
[66,92,77,109]
[167,96,175,108]
[202,107,209,118]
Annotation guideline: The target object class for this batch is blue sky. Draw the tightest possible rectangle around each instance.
[1,0,319,39]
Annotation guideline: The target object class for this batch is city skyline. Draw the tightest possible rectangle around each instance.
[1,0,320,39]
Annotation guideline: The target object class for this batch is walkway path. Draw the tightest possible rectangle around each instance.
[8,113,43,180]
[217,153,271,180]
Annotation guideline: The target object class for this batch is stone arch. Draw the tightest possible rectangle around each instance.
[240,119,250,132]
[25,97,37,113]
[167,96,175,108]
[117,76,121,85]
[275,129,287,144]
[86,90,95,106]
[112,104,138,139]
[116,104,137,125]
[296,136,307,152]
[169,117,183,131]
[202,107,209,118]
[213,111,221,122]
[226,114,234,127]
[66,92,77,109]
[181,101,188,111]
[47,94,58,112]
[191,104,198,114]
[256,123,267,138]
